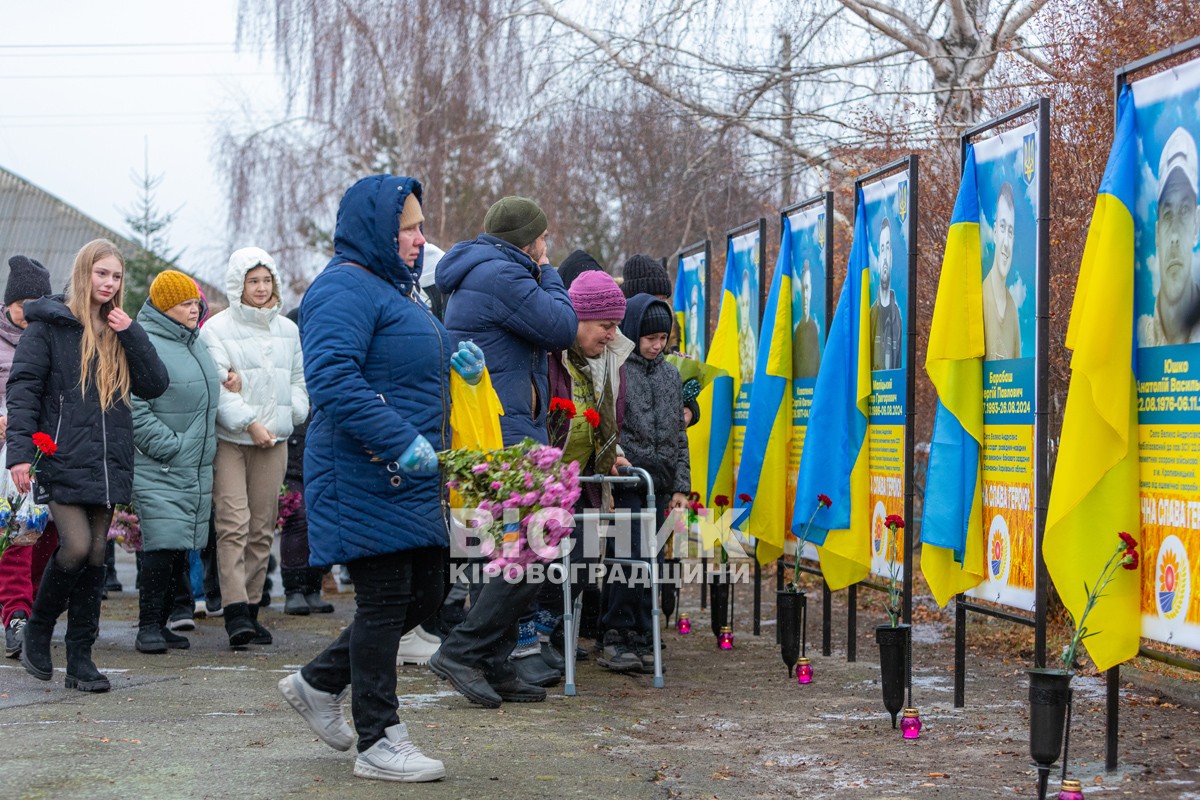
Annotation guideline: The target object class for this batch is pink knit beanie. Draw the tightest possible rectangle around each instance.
[569,269,626,321]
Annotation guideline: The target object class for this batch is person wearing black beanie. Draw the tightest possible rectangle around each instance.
[4,256,53,328]
[620,254,671,300]
[558,249,605,289]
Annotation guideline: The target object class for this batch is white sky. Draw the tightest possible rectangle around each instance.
[0,1,283,285]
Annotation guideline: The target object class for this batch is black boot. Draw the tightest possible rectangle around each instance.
[223,602,256,648]
[281,568,310,616]
[20,560,79,680]
[64,566,111,692]
[247,603,273,645]
[136,551,171,654]
[304,568,334,614]
[104,540,122,594]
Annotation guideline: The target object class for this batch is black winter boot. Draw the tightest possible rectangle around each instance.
[281,569,310,615]
[64,566,112,692]
[223,602,256,647]
[247,603,273,645]
[304,568,334,613]
[136,551,171,654]
[156,574,190,650]
[20,559,79,681]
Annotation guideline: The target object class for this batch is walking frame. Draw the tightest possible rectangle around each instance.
[560,466,665,694]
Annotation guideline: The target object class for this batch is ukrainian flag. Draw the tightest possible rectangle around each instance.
[791,193,871,590]
[1044,85,1141,671]
[688,247,741,548]
[734,218,794,565]
[920,147,987,607]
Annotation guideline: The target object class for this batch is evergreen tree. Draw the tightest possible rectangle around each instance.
[121,153,183,315]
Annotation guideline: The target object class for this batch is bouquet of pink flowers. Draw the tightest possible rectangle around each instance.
[441,439,582,578]
[276,485,303,532]
[107,505,143,553]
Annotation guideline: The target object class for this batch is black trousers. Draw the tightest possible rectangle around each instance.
[437,565,543,683]
[301,547,445,752]
[599,491,669,634]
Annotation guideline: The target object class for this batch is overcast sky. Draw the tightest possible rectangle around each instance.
[0,1,283,285]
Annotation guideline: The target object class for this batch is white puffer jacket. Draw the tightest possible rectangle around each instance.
[199,247,309,445]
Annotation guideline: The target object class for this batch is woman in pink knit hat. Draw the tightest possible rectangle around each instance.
[514,268,635,672]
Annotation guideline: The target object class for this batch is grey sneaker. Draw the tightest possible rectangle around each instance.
[5,612,28,659]
[277,672,354,751]
[353,723,446,783]
[597,629,641,672]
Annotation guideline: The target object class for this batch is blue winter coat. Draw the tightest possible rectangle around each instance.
[299,175,452,566]
[436,235,577,445]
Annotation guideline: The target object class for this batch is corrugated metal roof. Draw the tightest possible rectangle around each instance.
[0,166,224,307]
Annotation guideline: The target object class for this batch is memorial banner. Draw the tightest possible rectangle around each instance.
[1132,58,1200,650]
[862,171,911,581]
[674,245,709,360]
[785,201,829,561]
[966,121,1041,610]
[728,225,763,478]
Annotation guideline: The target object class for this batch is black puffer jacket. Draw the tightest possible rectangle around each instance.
[5,296,169,506]
[618,295,691,496]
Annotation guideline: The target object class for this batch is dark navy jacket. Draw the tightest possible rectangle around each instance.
[299,175,451,565]
[436,235,577,445]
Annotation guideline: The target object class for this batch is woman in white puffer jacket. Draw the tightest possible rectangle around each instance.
[200,247,308,648]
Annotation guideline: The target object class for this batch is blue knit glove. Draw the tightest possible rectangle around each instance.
[397,434,439,475]
[450,341,485,385]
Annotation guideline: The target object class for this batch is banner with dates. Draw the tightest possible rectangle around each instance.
[861,171,911,580]
[728,225,763,478]
[1132,58,1200,650]
[966,121,1040,611]
[784,199,830,560]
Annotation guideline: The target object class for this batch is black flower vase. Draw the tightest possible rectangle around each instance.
[709,572,730,638]
[1028,668,1073,800]
[777,590,806,676]
[875,624,911,728]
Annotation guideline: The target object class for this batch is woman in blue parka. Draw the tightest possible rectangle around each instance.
[277,174,482,784]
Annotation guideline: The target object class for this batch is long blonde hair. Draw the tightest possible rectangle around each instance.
[66,239,131,409]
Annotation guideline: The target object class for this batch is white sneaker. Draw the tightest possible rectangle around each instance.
[413,625,442,646]
[353,723,445,783]
[396,628,440,666]
[277,672,354,751]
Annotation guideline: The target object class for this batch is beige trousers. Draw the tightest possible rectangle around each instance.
[213,439,288,607]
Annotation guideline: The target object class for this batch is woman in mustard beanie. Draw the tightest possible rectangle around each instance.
[128,270,222,653]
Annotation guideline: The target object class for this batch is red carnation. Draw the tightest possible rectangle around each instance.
[549,397,577,418]
[1123,549,1140,571]
[583,408,600,428]
[1118,531,1136,551]
[714,495,730,508]
[688,491,701,503]
[817,493,832,508]
[32,432,57,457]
[738,493,752,503]
[885,514,905,529]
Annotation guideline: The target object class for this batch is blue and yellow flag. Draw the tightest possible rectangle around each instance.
[1044,85,1141,672]
[920,147,987,606]
[688,247,741,546]
[791,193,871,590]
[673,264,692,357]
[734,219,794,565]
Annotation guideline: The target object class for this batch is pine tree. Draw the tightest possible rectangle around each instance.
[121,149,183,315]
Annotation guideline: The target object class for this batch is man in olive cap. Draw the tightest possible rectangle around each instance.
[431,196,579,706]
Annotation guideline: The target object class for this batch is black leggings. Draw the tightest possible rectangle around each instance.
[47,503,113,573]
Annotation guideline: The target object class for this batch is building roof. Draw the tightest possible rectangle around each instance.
[0,165,224,307]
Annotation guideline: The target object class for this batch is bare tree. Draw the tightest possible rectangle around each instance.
[222,0,525,290]
[520,0,1054,191]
